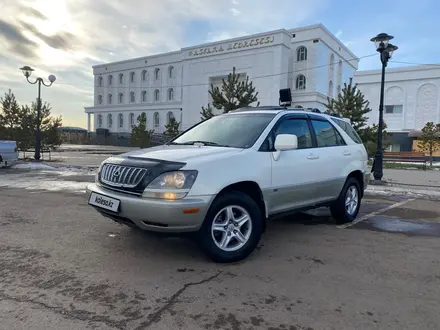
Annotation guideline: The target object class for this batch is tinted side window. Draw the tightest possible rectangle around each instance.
[332,118,363,144]
[311,120,341,147]
[275,119,313,149]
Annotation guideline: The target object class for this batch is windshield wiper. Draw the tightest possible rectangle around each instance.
[169,140,230,147]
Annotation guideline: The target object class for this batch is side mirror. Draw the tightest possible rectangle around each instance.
[274,134,298,151]
[273,134,298,161]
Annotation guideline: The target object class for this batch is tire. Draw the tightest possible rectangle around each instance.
[330,177,361,225]
[198,190,263,263]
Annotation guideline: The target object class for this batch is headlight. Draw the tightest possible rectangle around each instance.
[142,170,198,200]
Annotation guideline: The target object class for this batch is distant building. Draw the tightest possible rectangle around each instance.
[84,24,358,134]
[57,126,88,144]
[355,65,440,152]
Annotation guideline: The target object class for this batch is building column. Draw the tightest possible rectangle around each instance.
[87,113,91,132]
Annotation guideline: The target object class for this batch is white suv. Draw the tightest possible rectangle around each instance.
[86,107,368,262]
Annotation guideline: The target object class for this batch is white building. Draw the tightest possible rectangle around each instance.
[84,24,358,136]
[355,65,440,152]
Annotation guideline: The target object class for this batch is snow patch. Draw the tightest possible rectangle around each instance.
[0,172,88,194]
[366,185,440,200]
[12,163,55,170]
[10,162,96,176]
[387,161,440,166]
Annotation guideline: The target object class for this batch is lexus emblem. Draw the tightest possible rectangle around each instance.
[113,170,120,177]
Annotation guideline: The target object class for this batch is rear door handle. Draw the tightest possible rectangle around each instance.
[307,155,319,160]
[343,151,351,156]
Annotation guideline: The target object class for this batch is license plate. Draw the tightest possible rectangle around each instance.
[88,192,120,213]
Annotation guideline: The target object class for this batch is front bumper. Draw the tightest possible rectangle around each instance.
[363,171,369,191]
[86,183,214,233]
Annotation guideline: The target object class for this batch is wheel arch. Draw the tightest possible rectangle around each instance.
[216,181,267,231]
[347,170,364,197]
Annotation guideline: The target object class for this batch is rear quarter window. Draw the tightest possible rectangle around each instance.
[331,118,363,144]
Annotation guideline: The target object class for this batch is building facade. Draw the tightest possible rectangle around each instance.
[84,24,358,135]
[355,65,440,152]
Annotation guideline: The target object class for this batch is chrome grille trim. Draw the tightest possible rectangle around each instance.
[100,164,147,188]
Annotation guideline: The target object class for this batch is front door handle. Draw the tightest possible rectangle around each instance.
[307,155,319,160]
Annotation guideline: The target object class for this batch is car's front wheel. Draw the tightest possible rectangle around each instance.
[198,191,263,263]
[330,177,361,224]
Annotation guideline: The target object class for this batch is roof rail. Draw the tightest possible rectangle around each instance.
[233,106,286,112]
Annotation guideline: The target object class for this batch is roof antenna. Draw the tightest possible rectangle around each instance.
[279,88,292,108]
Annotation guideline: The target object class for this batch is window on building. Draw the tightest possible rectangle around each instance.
[154,112,160,128]
[328,80,333,96]
[296,75,306,90]
[130,91,135,103]
[386,144,401,152]
[108,75,113,85]
[154,89,160,101]
[329,53,335,70]
[168,66,174,78]
[168,88,174,101]
[97,114,102,128]
[108,114,113,128]
[274,118,313,149]
[118,113,123,128]
[311,120,345,147]
[118,93,124,104]
[108,94,112,104]
[385,105,403,114]
[130,71,135,83]
[338,60,343,78]
[98,76,103,87]
[155,68,160,80]
[98,95,103,104]
[129,113,135,127]
[142,70,147,81]
[297,46,307,61]
[167,111,174,124]
[142,90,147,102]
[119,73,124,85]
[337,85,341,94]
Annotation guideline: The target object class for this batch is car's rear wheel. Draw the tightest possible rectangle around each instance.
[198,191,263,263]
[330,177,361,224]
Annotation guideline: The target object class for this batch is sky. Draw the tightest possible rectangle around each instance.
[1,0,439,128]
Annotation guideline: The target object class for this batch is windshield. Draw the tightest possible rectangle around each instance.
[170,113,276,148]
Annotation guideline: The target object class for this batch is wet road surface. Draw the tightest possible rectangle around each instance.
[1,169,440,329]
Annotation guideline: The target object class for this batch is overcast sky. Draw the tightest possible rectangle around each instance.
[1,0,439,128]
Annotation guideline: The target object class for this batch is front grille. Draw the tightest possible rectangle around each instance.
[100,164,147,188]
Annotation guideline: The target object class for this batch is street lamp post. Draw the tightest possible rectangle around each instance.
[370,34,398,181]
[19,66,56,161]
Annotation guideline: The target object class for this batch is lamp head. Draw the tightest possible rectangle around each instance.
[370,33,394,51]
[385,43,398,58]
[19,65,34,78]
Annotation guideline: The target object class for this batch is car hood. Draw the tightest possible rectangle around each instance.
[117,144,244,163]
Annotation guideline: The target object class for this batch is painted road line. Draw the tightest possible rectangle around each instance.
[337,198,416,229]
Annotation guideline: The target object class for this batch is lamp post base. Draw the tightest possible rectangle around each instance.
[369,179,388,186]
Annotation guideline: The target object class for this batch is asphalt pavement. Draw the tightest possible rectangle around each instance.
[1,168,440,329]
